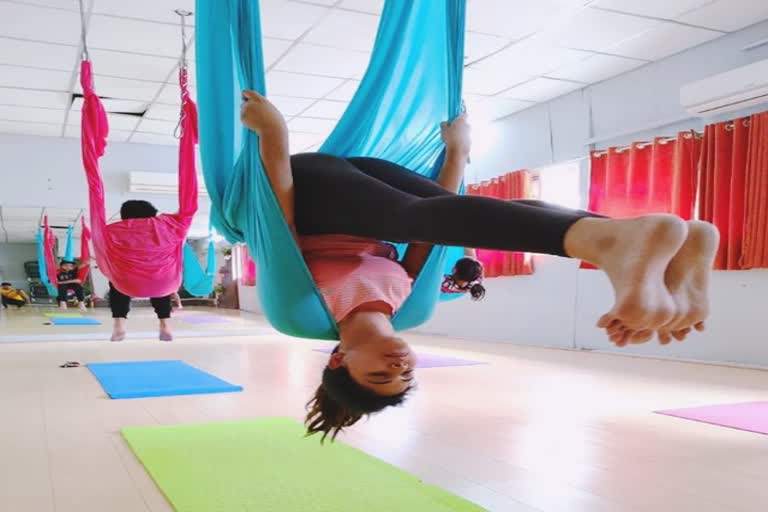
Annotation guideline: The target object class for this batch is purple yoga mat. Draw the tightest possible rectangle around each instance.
[181,316,233,325]
[656,402,768,436]
[312,347,486,368]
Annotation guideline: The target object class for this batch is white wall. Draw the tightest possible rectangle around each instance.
[419,21,768,367]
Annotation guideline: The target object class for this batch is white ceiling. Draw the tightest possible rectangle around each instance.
[1,0,766,150]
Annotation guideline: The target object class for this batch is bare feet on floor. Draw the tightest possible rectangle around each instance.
[159,319,173,342]
[111,318,127,342]
[110,331,126,342]
[568,215,689,342]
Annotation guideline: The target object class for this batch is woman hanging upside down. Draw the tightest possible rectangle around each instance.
[240,90,720,442]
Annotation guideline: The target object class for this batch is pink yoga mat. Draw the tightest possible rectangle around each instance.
[656,402,768,435]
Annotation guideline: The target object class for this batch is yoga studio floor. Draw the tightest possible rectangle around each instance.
[0,306,765,512]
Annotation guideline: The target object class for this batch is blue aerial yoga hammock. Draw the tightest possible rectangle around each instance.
[196,0,466,340]
[182,236,216,297]
[36,228,57,296]
[63,225,74,262]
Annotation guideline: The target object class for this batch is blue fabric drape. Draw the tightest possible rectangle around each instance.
[196,0,466,339]
[36,228,57,296]
[182,240,216,297]
[63,225,74,262]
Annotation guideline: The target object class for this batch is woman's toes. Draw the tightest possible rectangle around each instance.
[658,331,673,345]
[629,329,654,344]
[694,321,706,331]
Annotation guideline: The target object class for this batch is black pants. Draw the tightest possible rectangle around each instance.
[109,283,172,320]
[57,283,85,303]
[2,296,25,308]
[291,154,598,256]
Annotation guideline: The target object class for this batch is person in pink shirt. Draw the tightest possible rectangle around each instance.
[240,91,719,442]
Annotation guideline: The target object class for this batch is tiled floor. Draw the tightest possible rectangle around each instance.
[0,306,766,511]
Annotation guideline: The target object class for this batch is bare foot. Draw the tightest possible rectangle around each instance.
[656,221,720,344]
[78,302,87,313]
[111,318,127,342]
[159,319,173,342]
[59,302,68,310]
[568,215,688,334]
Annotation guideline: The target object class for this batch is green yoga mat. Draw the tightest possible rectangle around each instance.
[44,312,83,318]
[123,418,484,512]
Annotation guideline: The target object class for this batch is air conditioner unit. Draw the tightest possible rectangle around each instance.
[128,171,207,195]
[681,58,768,117]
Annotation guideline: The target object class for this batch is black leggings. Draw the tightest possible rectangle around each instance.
[291,154,598,256]
[109,283,172,320]
[2,296,25,308]
[57,283,84,303]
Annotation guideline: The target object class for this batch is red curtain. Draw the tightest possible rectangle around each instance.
[241,245,256,286]
[467,170,534,277]
[700,113,768,270]
[742,112,768,268]
[588,132,701,219]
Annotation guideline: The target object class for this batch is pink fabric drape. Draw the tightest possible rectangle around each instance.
[77,217,92,283]
[467,171,534,277]
[81,61,198,297]
[42,216,59,287]
[241,246,256,286]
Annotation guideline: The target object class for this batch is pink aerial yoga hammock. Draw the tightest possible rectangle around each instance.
[80,60,199,298]
[42,216,92,288]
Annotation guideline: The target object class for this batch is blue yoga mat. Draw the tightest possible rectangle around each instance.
[86,360,243,399]
[50,317,101,325]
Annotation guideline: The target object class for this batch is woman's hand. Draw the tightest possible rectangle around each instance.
[440,112,471,157]
[240,90,287,136]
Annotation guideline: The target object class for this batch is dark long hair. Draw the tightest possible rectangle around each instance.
[305,345,411,443]
[451,257,486,301]
[120,200,158,220]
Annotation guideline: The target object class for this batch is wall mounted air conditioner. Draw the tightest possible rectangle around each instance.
[681,58,768,117]
[128,171,207,195]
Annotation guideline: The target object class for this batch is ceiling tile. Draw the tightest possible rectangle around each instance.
[269,96,316,116]
[0,65,71,91]
[338,0,384,15]
[304,10,379,51]
[64,124,134,142]
[130,132,178,145]
[288,117,337,135]
[301,100,348,119]
[546,53,646,83]
[0,104,65,124]
[70,97,148,114]
[68,112,140,131]
[0,38,78,71]
[324,80,360,101]
[266,71,345,98]
[264,38,293,67]
[261,0,329,40]
[677,0,768,32]
[87,49,177,82]
[135,118,178,136]
[464,66,531,95]
[0,2,81,44]
[464,94,536,121]
[155,82,197,104]
[92,0,195,24]
[609,22,722,61]
[74,75,163,101]
[0,88,70,109]
[466,0,588,39]
[275,44,371,79]
[289,132,326,153]
[144,102,182,121]
[592,0,713,19]
[88,15,183,57]
[0,119,61,137]
[499,77,584,102]
[465,31,510,63]
[539,8,661,51]
[471,40,593,76]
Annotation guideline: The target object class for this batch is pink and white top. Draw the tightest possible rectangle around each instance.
[300,235,413,322]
